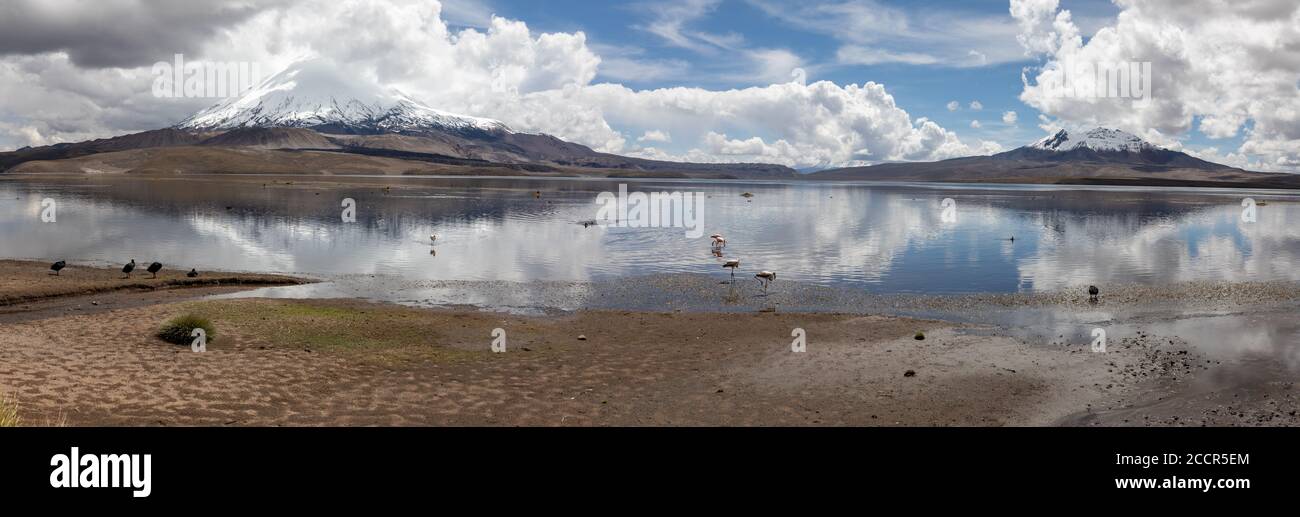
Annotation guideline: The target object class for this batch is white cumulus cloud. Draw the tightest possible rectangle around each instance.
[0,0,993,169]
[1012,0,1300,171]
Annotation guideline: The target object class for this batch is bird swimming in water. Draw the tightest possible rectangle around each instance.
[1088,285,1100,302]
[147,261,163,278]
[186,269,199,278]
[49,260,66,276]
[722,259,741,282]
[755,271,777,295]
[121,259,135,278]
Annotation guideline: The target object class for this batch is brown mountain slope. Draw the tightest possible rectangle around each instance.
[0,128,212,171]
[812,152,1300,189]
[4,145,771,179]
[200,127,339,149]
[3,127,797,179]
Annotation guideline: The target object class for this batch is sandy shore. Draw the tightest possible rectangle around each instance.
[1,260,1295,427]
[0,259,305,307]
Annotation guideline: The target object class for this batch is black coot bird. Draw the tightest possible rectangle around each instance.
[186,268,199,278]
[1088,285,1100,302]
[147,262,163,278]
[121,259,135,278]
[49,260,66,276]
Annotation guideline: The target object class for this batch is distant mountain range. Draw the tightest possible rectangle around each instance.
[812,128,1300,188]
[0,59,794,179]
[1,60,1294,188]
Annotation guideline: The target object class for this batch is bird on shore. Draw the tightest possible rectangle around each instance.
[755,271,777,295]
[121,259,135,278]
[722,259,741,282]
[1088,285,1100,302]
[186,269,199,278]
[49,260,66,276]
[147,261,163,278]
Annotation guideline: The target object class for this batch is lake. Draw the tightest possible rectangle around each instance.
[2,174,1298,297]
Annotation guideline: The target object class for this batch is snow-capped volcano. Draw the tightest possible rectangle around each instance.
[177,59,509,134]
[1029,127,1157,153]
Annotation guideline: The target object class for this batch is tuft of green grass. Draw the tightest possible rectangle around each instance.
[158,314,217,346]
[180,300,482,365]
[0,393,21,427]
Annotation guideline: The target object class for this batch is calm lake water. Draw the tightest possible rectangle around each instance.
[2,175,1298,295]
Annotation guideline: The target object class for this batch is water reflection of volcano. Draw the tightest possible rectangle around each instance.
[1,176,1298,294]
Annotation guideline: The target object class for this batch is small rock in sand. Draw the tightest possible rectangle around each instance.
[904,370,917,378]
[577,335,587,341]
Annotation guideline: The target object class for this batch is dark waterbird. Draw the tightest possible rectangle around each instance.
[1088,285,1100,302]
[186,269,199,278]
[147,262,163,278]
[49,260,66,276]
[121,259,135,278]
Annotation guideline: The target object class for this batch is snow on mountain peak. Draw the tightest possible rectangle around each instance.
[177,59,510,134]
[1029,127,1156,153]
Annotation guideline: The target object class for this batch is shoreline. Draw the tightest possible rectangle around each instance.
[9,171,1300,194]
[2,263,1296,426]
[0,259,307,308]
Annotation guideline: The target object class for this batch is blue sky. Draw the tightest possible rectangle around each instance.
[436,0,1253,158]
[452,0,1126,150]
[1,0,1287,170]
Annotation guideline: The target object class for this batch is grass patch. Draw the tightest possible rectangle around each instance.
[158,314,217,346]
[180,299,481,365]
[0,393,20,427]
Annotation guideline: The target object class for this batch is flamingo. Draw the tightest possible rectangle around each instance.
[755,271,777,295]
[722,259,740,282]
[430,234,437,244]
[711,234,726,249]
